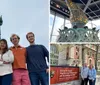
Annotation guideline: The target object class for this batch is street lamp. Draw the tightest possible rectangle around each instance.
[0,15,3,39]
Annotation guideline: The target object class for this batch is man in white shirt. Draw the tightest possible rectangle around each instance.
[81,63,89,85]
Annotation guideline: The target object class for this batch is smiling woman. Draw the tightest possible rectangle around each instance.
[0,39,14,85]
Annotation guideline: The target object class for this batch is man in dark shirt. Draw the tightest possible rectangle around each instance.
[26,32,49,85]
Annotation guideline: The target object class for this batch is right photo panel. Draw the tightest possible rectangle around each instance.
[50,0,100,85]
[50,44,100,85]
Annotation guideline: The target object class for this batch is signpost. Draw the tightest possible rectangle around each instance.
[50,66,79,84]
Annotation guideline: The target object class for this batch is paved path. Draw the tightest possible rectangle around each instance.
[51,76,100,85]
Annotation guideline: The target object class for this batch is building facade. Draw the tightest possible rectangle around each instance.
[50,44,100,70]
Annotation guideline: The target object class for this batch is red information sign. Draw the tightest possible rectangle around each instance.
[50,66,79,84]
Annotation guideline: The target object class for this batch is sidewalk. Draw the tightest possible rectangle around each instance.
[95,75,100,85]
[51,75,100,85]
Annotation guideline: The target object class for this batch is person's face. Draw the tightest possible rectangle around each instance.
[84,63,87,67]
[11,36,19,45]
[27,33,35,43]
[0,41,6,50]
[89,65,93,69]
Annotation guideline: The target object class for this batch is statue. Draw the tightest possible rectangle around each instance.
[65,0,88,28]
[57,0,99,42]
[0,15,3,26]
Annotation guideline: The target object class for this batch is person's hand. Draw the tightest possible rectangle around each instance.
[92,80,94,82]
[46,68,49,73]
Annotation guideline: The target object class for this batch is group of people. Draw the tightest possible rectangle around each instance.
[0,32,49,85]
[81,63,96,85]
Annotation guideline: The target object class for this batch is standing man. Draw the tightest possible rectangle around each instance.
[26,32,49,85]
[81,63,89,85]
[10,34,31,85]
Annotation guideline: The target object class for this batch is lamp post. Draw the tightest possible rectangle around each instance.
[0,16,3,39]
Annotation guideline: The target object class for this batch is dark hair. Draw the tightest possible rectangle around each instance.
[0,39,8,54]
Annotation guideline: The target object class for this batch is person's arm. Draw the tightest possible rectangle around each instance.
[80,67,84,79]
[0,56,3,61]
[87,68,89,78]
[24,48,27,63]
[0,58,3,65]
[3,50,14,64]
[41,45,49,62]
[41,45,49,73]
[92,69,96,81]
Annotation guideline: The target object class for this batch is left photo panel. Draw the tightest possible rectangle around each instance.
[0,0,49,85]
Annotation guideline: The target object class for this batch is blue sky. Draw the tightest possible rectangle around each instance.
[0,0,49,48]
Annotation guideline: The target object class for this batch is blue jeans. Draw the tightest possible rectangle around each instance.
[0,73,12,85]
[89,79,96,85]
[29,70,49,85]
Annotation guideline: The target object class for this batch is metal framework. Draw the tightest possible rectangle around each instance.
[50,0,100,20]
[50,0,100,42]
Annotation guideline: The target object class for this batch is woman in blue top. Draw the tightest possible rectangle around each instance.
[88,64,96,85]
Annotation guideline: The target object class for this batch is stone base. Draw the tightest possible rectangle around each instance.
[57,28,99,42]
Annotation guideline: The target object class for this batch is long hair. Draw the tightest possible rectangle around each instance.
[0,39,8,54]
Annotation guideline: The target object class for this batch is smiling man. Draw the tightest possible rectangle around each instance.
[26,32,49,85]
[10,34,31,85]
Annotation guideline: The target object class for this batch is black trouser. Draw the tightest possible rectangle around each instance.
[81,78,88,85]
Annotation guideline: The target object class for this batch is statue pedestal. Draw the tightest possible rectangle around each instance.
[57,28,99,42]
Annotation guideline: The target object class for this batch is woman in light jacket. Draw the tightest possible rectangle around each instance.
[0,39,14,85]
[88,64,96,85]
